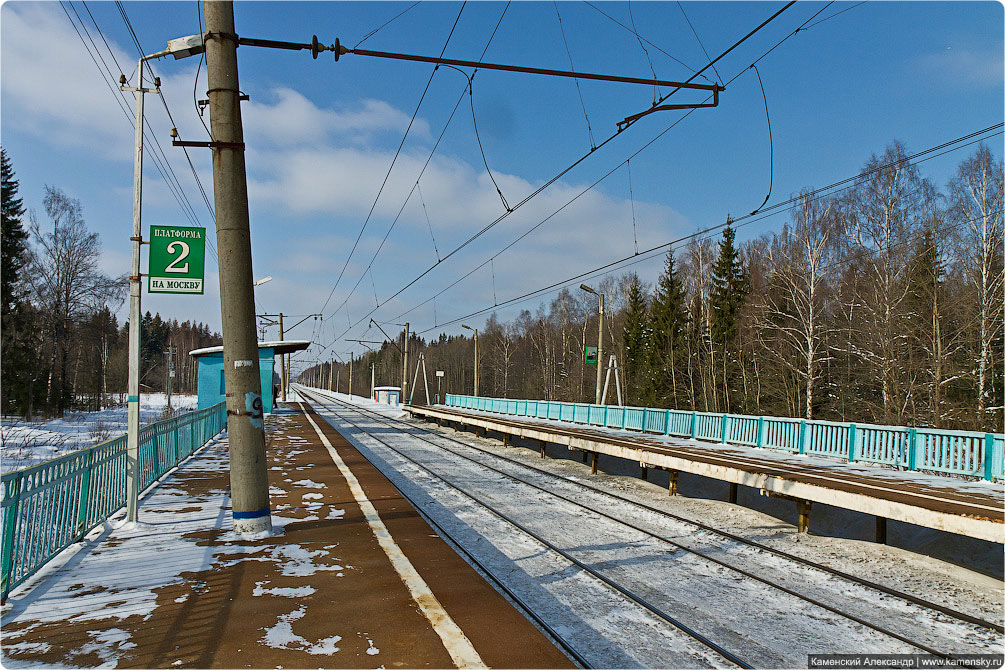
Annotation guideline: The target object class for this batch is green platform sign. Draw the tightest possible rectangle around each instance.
[148,226,206,294]
[584,346,598,365]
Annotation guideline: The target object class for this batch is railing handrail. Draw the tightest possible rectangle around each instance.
[1,406,214,481]
[1,401,227,601]
[442,394,1004,481]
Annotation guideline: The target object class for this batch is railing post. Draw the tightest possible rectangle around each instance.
[907,428,918,470]
[757,416,766,447]
[151,429,159,482]
[721,414,729,444]
[76,450,94,538]
[983,433,995,481]
[1,472,24,602]
[798,420,807,454]
[664,410,671,436]
[621,407,627,430]
[690,412,697,439]
[847,424,858,463]
[603,405,609,427]
[642,408,648,433]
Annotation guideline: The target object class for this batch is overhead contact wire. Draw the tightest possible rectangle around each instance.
[320,2,468,315]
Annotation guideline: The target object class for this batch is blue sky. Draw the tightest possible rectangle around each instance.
[2,1,1002,373]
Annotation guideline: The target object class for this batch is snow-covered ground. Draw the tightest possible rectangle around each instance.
[302,390,1002,667]
[1,394,199,474]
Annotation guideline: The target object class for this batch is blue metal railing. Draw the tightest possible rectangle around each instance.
[1,402,227,601]
[443,394,1005,482]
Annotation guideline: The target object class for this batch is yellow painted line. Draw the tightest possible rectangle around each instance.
[299,404,486,670]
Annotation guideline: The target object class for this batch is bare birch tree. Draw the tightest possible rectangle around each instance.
[948,144,1004,429]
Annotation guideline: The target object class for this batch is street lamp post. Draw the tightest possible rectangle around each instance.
[119,43,184,523]
[461,324,479,397]
[580,284,604,405]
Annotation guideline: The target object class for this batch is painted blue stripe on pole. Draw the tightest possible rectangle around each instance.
[128,395,139,403]
[232,508,271,520]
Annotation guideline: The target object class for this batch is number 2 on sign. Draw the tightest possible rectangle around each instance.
[165,241,190,273]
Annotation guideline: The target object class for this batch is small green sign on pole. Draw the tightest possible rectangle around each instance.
[148,226,206,294]
[584,346,598,365]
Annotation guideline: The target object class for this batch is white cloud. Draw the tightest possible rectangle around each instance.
[916,46,1004,89]
[243,89,431,146]
[1,2,136,157]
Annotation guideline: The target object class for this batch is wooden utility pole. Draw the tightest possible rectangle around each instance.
[205,0,271,536]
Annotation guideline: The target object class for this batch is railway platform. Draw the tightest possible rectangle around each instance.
[0,404,574,669]
[405,404,1005,544]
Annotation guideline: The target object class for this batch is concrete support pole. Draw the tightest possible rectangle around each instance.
[591,452,599,475]
[875,516,887,544]
[401,322,409,402]
[125,63,146,523]
[797,500,812,533]
[668,470,679,496]
[205,0,271,536]
[595,294,604,405]
[473,328,479,397]
[371,363,375,400]
[278,313,285,401]
[729,482,738,504]
[348,351,353,398]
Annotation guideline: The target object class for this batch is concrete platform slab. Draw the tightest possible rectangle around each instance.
[0,405,574,669]
[406,405,1005,544]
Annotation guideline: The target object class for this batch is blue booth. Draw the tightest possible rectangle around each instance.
[190,340,310,413]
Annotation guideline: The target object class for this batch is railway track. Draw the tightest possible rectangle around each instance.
[296,387,1002,667]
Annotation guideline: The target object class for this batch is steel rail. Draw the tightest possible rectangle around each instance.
[295,395,592,670]
[296,387,753,669]
[421,406,999,513]
[303,389,1003,635]
[301,391,981,659]
[416,405,1005,632]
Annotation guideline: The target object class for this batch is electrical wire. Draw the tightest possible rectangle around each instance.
[748,64,773,216]
[354,1,423,49]
[329,0,802,340]
[111,0,220,262]
[582,1,709,81]
[322,2,510,322]
[415,128,1003,335]
[319,2,468,315]
[417,181,441,261]
[327,1,852,348]
[627,0,660,103]
[628,159,639,255]
[554,1,596,150]
[678,1,722,84]
[467,71,512,211]
[60,1,208,245]
[390,122,1001,335]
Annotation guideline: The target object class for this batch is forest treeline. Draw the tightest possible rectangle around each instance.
[309,142,1003,432]
[1,149,220,417]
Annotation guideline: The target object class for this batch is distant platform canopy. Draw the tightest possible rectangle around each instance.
[189,340,311,358]
[189,340,311,413]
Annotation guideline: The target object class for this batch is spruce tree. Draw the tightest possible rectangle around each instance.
[2,148,28,318]
[650,250,688,407]
[709,222,749,410]
[710,223,749,345]
[622,273,653,405]
[1,148,34,415]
